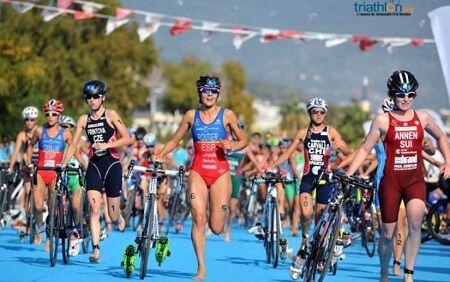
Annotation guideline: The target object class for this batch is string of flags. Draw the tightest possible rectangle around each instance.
[1,0,435,53]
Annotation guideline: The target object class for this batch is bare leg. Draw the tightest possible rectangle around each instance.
[225,198,238,242]
[378,222,396,282]
[393,207,407,276]
[299,193,313,250]
[88,190,102,262]
[404,199,426,282]
[157,179,168,233]
[291,195,300,236]
[189,171,209,281]
[33,175,46,245]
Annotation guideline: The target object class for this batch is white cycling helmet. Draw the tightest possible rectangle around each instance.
[306,97,328,113]
[143,132,157,147]
[128,125,138,136]
[22,106,39,119]
[381,98,395,113]
[60,115,77,127]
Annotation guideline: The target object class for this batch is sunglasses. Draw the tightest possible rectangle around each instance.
[200,87,219,95]
[24,118,37,122]
[85,94,103,100]
[395,92,416,99]
[311,110,326,115]
[45,112,59,117]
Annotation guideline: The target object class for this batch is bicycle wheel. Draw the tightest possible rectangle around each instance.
[362,205,377,257]
[270,200,280,268]
[140,195,156,280]
[80,191,91,254]
[62,198,72,265]
[27,189,36,245]
[421,205,433,243]
[49,195,59,267]
[166,189,180,234]
[427,199,450,245]
[318,208,341,282]
[124,189,136,230]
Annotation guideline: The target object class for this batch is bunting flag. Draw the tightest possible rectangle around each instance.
[0,0,435,54]
[10,2,34,13]
[106,18,129,35]
[76,0,104,13]
[42,7,63,22]
[170,18,191,36]
[73,10,95,20]
[233,26,256,49]
[137,14,161,42]
[115,7,133,20]
[201,21,218,43]
[429,6,450,105]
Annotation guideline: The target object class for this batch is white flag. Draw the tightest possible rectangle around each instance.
[232,28,256,50]
[106,18,129,35]
[201,22,219,43]
[42,8,63,22]
[11,2,35,14]
[381,38,410,53]
[429,6,450,105]
[77,0,105,13]
[325,37,348,48]
[137,14,160,42]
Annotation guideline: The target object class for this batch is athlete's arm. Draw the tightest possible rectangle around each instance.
[288,153,300,179]
[26,127,42,166]
[222,110,248,152]
[8,132,25,171]
[329,126,353,156]
[103,109,132,149]
[422,151,443,168]
[243,146,263,172]
[62,115,87,166]
[272,128,305,168]
[156,110,194,159]
[346,114,384,176]
[418,111,450,178]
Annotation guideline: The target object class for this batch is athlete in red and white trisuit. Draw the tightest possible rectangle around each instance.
[346,71,450,282]
[153,74,248,281]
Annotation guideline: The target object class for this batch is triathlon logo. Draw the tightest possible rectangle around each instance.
[354,0,414,16]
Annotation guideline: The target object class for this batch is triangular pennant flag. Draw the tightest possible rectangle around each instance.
[137,15,161,42]
[115,7,134,20]
[201,21,219,43]
[106,18,130,35]
[352,35,377,51]
[260,28,280,43]
[57,0,73,9]
[78,0,105,13]
[381,38,410,53]
[325,37,348,48]
[232,26,256,50]
[73,11,96,20]
[170,18,192,36]
[411,38,424,46]
[42,8,63,22]
[11,2,34,14]
[279,29,303,40]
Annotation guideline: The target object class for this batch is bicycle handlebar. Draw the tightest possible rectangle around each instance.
[331,170,372,190]
[126,160,184,179]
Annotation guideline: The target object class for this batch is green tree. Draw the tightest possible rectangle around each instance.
[0,0,158,135]
[161,55,211,113]
[221,60,255,127]
[279,100,308,137]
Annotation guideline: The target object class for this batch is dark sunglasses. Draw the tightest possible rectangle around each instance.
[311,110,326,115]
[45,112,59,117]
[85,94,103,100]
[24,118,37,122]
[200,87,219,95]
[395,92,416,99]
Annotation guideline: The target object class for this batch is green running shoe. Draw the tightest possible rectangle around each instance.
[155,235,171,266]
[121,244,136,278]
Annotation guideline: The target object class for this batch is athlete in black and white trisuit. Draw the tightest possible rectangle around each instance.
[63,80,131,263]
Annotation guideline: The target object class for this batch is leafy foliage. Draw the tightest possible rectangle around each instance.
[0,0,158,135]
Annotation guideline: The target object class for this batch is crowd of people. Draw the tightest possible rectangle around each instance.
[1,71,449,282]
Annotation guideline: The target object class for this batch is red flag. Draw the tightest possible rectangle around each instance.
[74,11,96,20]
[352,35,377,51]
[170,18,192,36]
[410,38,424,46]
[115,7,134,20]
[279,29,303,39]
[3,0,12,3]
[57,0,72,9]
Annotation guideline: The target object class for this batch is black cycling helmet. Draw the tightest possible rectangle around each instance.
[134,127,147,141]
[196,74,221,93]
[387,70,418,98]
[83,80,107,96]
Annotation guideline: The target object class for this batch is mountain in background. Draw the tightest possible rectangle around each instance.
[122,0,449,110]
